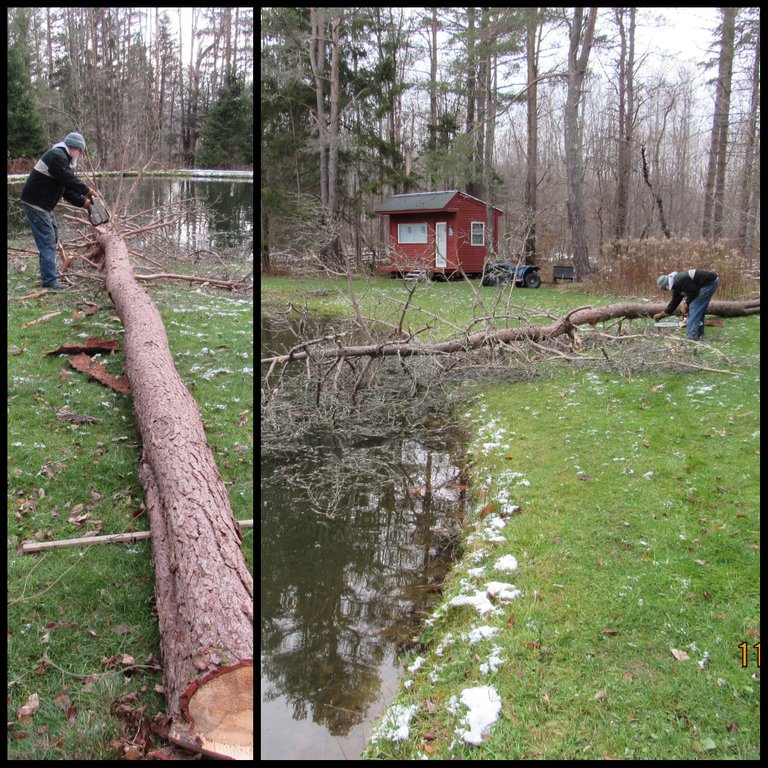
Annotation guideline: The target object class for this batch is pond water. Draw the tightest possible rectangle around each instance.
[8,175,253,255]
[261,318,468,760]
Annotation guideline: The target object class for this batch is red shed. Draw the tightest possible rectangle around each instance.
[374,190,503,278]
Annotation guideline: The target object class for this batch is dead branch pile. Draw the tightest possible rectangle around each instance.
[45,166,252,293]
[262,297,759,368]
[261,294,758,457]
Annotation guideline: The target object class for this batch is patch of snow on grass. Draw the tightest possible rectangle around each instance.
[370,703,418,743]
[453,685,502,745]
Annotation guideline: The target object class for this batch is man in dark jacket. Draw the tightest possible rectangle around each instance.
[653,269,720,340]
[20,132,96,290]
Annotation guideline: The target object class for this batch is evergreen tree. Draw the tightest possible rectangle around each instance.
[7,42,48,161]
[196,76,253,169]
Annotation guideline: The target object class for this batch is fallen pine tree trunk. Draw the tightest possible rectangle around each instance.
[95,227,253,759]
[261,297,760,366]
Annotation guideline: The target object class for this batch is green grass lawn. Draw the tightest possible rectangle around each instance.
[260,275,759,760]
[261,275,759,759]
[8,275,253,759]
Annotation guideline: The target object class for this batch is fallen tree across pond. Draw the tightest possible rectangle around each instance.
[95,225,253,760]
[261,297,760,368]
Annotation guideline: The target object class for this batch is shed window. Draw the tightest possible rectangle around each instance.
[398,222,428,244]
[471,221,485,246]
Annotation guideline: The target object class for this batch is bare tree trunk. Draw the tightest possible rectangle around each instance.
[97,228,253,759]
[738,25,760,265]
[309,8,328,206]
[483,32,496,260]
[712,7,736,240]
[564,7,597,282]
[429,7,438,159]
[524,8,539,261]
[641,145,671,238]
[614,7,635,242]
[703,7,736,240]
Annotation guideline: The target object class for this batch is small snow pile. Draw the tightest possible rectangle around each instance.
[369,703,418,743]
[452,685,502,745]
[479,646,504,675]
[466,625,499,645]
[450,589,495,615]
[486,581,523,601]
[493,554,519,572]
[449,581,522,616]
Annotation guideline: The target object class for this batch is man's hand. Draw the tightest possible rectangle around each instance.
[88,188,98,197]
[84,198,93,211]
[653,311,668,322]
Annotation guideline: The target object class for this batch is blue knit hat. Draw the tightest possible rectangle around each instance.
[64,132,86,150]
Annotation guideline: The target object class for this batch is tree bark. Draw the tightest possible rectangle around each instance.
[564,7,598,281]
[261,298,760,366]
[703,7,737,240]
[96,227,253,759]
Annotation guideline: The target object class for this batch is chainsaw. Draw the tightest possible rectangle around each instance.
[88,194,111,226]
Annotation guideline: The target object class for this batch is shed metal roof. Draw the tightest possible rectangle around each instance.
[374,190,501,214]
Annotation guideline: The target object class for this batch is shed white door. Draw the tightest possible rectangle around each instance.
[435,222,447,268]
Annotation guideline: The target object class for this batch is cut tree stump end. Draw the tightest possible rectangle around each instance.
[169,661,253,760]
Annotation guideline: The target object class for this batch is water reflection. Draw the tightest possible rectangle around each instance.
[261,317,467,759]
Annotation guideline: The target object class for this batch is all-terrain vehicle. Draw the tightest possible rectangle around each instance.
[481,261,542,288]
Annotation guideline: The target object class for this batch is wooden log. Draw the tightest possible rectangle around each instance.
[95,226,253,760]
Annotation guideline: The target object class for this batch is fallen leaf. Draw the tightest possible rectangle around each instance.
[18,693,40,718]
[53,692,71,710]
[124,745,143,759]
[671,648,690,661]
[44,621,77,630]
[594,689,609,701]
[478,502,498,519]
[601,627,619,636]
[725,721,740,732]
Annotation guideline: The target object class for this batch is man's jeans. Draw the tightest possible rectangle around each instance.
[23,203,59,286]
[686,277,720,340]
